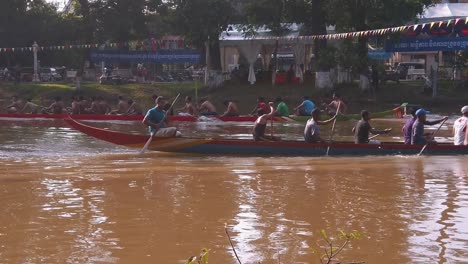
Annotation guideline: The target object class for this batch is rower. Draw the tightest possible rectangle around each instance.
[250,96,268,115]
[177,96,195,116]
[86,97,99,114]
[252,102,278,141]
[97,96,111,115]
[304,108,338,143]
[454,106,468,145]
[6,96,23,113]
[402,107,446,145]
[21,98,40,114]
[221,100,239,117]
[325,93,347,115]
[143,96,181,137]
[353,110,392,144]
[126,99,143,115]
[43,96,65,114]
[274,97,289,117]
[110,95,129,114]
[294,96,315,116]
[78,96,90,114]
[411,109,448,145]
[70,96,81,114]
[198,98,217,116]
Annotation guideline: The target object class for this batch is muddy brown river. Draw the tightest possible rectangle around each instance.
[0,118,467,263]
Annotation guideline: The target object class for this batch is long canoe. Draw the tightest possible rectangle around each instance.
[64,118,468,156]
[0,103,406,123]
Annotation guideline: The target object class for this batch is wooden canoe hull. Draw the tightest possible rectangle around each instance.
[64,118,468,156]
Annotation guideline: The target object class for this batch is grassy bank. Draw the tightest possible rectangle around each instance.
[0,79,466,114]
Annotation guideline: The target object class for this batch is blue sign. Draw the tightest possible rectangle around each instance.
[385,37,468,52]
[90,50,201,64]
[368,50,392,60]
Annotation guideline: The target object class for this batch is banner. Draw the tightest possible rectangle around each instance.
[90,50,201,64]
[385,37,468,52]
[368,50,393,59]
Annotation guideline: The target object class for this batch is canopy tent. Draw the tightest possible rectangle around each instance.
[219,23,317,84]
[418,3,468,23]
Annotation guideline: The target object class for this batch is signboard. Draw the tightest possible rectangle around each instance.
[385,37,468,52]
[368,50,392,60]
[90,50,201,64]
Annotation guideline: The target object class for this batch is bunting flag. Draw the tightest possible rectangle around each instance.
[0,17,466,53]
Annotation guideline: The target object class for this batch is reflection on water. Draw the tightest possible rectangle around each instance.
[0,119,468,263]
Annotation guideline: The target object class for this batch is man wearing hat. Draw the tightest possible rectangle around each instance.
[411,109,448,145]
[402,107,447,145]
[453,106,468,145]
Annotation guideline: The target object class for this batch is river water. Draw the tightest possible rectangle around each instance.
[0,118,467,264]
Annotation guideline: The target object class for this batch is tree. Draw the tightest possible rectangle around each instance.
[168,0,233,69]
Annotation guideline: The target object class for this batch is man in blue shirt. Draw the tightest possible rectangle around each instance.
[411,108,448,145]
[294,96,316,116]
[143,96,179,137]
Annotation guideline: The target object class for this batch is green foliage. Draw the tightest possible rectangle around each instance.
[185,248,209,264]
[312,230,362,264]
[316,46,337,71]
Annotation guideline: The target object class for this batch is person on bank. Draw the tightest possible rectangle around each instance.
[177,96,195,116]
[304,108,339,143]
[411,109,448,145]
[274,97,289,117]
[353,110,392,144]
[221,100,239,117]
[143,96,180,137]
[453,106,468,145]
[294,96,315,116]
[252,102,279,141]
[402,107,447,145]
[198,98,217,116]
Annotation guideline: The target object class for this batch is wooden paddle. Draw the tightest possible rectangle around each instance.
[418,119,447,156]
[326,102,341,156]
[139,93,181,154]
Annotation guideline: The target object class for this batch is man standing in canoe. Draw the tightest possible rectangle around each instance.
[252,102,278,141]
[304,108,338,143]
[143,96,180,137]
[353,110,392,144]
[453,106,468,145]
[411,109,448,145]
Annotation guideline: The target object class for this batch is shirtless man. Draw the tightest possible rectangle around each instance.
[126,99,143,115]
[43,96,65,114]
[21,98,40,114]
[6,96,24,113]
[111,96,129,114]
[70,96,81,114]
[177,96,195,116]
[198,98,217,116]
[252,102,279,141]
[325,93,347,115]
[97,96,111,114]
[221,100,239,117]
[79,96,90,114]
[86,97,99,114]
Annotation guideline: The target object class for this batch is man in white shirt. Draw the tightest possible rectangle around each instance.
[453,106,468,145]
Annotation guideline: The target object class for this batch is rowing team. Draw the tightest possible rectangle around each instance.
[176,94,347,117]
[5,95,143,115]
[145,97,468,146]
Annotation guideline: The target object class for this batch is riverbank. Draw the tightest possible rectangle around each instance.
[0,80,466,114]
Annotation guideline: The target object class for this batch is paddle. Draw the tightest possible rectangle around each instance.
[326,102,341,156]
[418,119,447,156]
[139,93,181,154]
